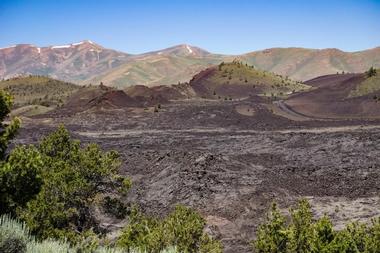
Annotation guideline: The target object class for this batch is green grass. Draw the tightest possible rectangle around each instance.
[0,75,79,108]
[349,70,380,97]
[0,215,177,253]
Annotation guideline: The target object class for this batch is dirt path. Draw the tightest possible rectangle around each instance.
[75,124,380,138]
[272,100,316,121]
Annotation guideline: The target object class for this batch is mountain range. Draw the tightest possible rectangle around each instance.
[1,41,379,87]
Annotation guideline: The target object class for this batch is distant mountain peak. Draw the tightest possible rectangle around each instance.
[49,40,102,50]
[0,40,102,52]
[149,44,210,57]
[0,45,17,50]
[1,41,379,86]
[0,40,128,81]
[185,44,193,54]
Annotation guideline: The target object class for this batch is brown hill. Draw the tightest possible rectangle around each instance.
[124,84,188,102]
[87,90,142,109]
[188,61,309,99]
[1,41,379,87]
[240,47,380,81]
[90,46,380,87]
[61,85,141,113]
[285,72,380,119]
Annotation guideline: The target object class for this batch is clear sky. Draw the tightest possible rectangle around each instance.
[0,0,379,54]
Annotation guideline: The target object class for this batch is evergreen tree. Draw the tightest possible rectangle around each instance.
[367,67,377,77]
[0,90,21,214]
[0,90,20,159]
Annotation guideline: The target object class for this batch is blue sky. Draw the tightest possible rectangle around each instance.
[0,0,379,54]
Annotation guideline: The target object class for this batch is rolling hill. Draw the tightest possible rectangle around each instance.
[123,61,310,101]
[187,61,310,99]
[87,49,226,88]
[1,41,379,88]
[0,75,79,107]
[0,75,79,116]
[91,46,380,88]
[239,47,380,81]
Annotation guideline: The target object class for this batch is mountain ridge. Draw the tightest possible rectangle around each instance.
[1,41,379,87]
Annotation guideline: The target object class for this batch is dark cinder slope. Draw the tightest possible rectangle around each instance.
[59,85,142,114]
[285,72,380,119]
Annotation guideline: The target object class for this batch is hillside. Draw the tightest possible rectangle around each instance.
[95,46,380,88]
[124,84,188,102]
[88,49,227,88]
[188,61,309,99]
[142,44,211,57]
[349,68,380,97]
[58,84,141,113]
[284,71,380,119]
[0,75,79,109]
[239,47,380,81]
[0,41,130,82]
[1,41,379,88]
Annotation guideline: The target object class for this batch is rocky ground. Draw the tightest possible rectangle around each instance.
[14,98,380,253]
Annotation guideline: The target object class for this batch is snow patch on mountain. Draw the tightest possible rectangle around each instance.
[72,41,85,46]
[72,40,93,46]
[0,45,16,50]
[186,45,193,54]
[51,44,71,49]
[51,40,94,49]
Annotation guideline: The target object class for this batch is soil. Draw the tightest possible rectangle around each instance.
[14,96,380,253]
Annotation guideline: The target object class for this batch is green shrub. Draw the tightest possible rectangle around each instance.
[0,90,22,214]
[199,233,223,253]
[118,208,165,252]
[164,205,207,253]
[0,146,43,215]
[1,125,131,243]
[0,215,28,253]
[0,214,74,253]
[118,205,222,253]
[18,126,130,243]
[0,90,20,160]
[0,236,27,253]
[102,196,129,219]
[252,199,380,253]
[1,214,178,253]
[253,203,288,252]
